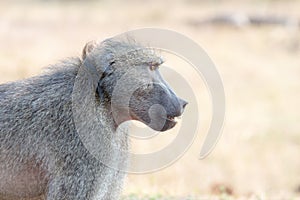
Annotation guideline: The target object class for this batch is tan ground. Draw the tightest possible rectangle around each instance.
[0,0,300,199]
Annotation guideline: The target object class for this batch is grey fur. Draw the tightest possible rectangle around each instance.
[0,39,187,200]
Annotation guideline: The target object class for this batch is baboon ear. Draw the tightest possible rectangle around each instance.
[82,40,97,60]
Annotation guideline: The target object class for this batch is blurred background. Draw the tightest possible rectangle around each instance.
[0,0,300,199]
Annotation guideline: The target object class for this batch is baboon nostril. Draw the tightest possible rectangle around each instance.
[179,99,188,109]
[183,101,188,109]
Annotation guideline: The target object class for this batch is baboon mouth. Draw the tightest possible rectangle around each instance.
[166,115,180,123]
[162,116,178,131]
[130,111,180,131]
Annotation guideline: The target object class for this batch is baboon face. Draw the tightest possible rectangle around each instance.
[127,63,188,132]
[101,61,187,132]
[85,40,188,132]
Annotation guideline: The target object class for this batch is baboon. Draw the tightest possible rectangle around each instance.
[0,38,187,200]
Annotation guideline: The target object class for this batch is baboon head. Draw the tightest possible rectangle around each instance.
[82,39,188,132]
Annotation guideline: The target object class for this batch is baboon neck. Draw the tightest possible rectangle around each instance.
[97,101,118,132]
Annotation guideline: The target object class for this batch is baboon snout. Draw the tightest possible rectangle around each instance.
[128,83,188,132]
[155,95,188,132]
[167,97,188,119]
[178,98,188,114]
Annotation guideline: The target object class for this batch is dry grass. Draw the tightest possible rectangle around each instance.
[1,0,300,199]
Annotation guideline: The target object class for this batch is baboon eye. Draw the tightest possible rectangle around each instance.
[149,64,159,71]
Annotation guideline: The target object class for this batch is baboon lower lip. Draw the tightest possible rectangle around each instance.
[162,118,178,131]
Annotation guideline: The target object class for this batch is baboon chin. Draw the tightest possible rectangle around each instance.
[0,38,187,200]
